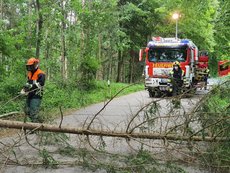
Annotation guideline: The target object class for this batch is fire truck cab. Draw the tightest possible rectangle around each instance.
[139,37,208,97]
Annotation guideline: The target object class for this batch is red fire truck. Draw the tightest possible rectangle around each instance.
[218,60,230,77]
[139,37,209,97]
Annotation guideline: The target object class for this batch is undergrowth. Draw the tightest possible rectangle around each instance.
[197,79,230,172]
[0,79,143,121]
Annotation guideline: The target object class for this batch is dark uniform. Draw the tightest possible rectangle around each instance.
[170,61,184,95]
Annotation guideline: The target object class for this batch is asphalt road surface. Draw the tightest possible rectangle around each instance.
[0,82,216,173]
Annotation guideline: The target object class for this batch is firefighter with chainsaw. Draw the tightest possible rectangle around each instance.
[169,61,184,95]
[20,58,45,123]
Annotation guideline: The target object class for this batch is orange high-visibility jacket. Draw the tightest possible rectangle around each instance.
[27,69,45,99]
[27,69,45,80]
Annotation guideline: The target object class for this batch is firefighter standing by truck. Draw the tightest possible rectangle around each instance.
[204,67,209,90]
[169,61,184,95]
[20,58,45,123]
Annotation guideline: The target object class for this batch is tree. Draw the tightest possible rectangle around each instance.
[213,0,230,59]
[0,0,226,84]
[35,0,43,58]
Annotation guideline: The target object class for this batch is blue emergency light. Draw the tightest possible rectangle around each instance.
[180,39,190,44]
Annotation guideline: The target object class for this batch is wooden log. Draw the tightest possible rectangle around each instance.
[0,119,228,142]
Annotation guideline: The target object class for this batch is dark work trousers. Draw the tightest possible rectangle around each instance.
[24,98,42,123]
[172,79,183,96]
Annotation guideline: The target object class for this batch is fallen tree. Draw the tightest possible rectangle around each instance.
[0,119,228,142]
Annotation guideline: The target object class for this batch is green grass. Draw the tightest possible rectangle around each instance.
[0,80,144,121]
[43,80,144,109]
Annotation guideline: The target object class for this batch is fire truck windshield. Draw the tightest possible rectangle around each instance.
[148,47,186,62]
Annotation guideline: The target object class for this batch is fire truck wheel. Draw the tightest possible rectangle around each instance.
[155,91,162,98]
[167,92,173,97]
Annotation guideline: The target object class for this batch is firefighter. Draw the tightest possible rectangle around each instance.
[20,58,45,123]
[169,61,184,95]
[204,67,209,90]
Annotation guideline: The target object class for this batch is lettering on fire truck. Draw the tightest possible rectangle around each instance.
[152,63,173,68]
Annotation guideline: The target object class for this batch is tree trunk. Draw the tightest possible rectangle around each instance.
[0,0,3,64]
[44,29,50,80]
[108,50,112,81]
[60,0,67,80]
[35,0,43,58]
[27,0,32,50]
[129,50,135,83]
[79,0,85,78]
[0,119,227,142]
[0,0,2,20]
[80,0,85,52]
[97,33,103,80]
[116,50,123,82]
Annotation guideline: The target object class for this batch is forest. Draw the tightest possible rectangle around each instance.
[0,0,229,85]
[0,1,230,172]
[0,0,230,119]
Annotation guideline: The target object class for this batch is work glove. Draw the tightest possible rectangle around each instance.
[20,89,28,95]
[24,83,33,89]
[33,81,42,88]
[23,83,33,92]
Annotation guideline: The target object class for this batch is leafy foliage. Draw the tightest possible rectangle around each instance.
[213,1,230,58]
[0,0,227,84]
[196,80,230,171]
[0,1,229,171]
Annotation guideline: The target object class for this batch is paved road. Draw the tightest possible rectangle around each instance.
[55,91,150,129]
[0,91,151,173]
[1,87,212,173]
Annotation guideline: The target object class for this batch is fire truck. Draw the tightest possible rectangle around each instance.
[218,60,230,77]
[139,37,209,97]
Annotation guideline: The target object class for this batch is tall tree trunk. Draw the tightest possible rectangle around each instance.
[80,0,85,73]
[116,1,125,83]
[97,33,103,80]
[80,0,85,52]
[44,29,50,80]
[129,50,135,83]
[35,0,43,58]
[0,0,3,65]
[60,0,67,80]
[116,50,123,82]
[0,0,3,22]
[108,46,112,81]
[27,0,32,50]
